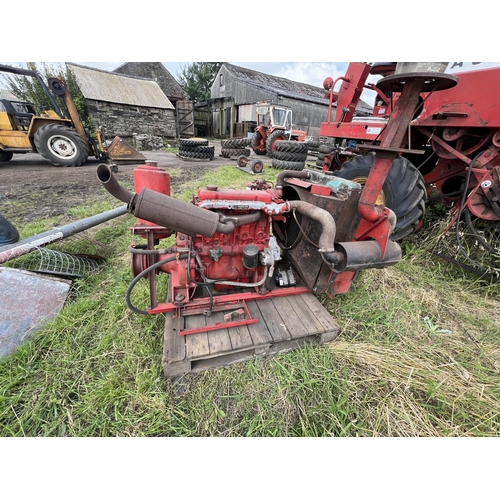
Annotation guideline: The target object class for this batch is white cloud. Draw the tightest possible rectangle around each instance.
[272,62,348,88]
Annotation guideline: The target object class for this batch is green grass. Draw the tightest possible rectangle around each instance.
[1,164,500,436]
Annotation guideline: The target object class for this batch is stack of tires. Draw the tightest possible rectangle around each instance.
[305,140,321,156]
[220,138,251,159]
[178,138,214,160]
[271,140,309,171]
[315,143,333,169]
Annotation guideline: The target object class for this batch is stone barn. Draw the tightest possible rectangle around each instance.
[112,62,188,108]
[206,63,372,139]
[112,62,194,138]
[66,63,177,143]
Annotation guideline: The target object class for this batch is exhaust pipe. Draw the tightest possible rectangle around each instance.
[97,163,137,206]
[286,200,338,268]
[96,164,236,237]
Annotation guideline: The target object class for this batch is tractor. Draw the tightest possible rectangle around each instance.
[0,64,144,167]
[250,101,306,157]
[316,62,500,253]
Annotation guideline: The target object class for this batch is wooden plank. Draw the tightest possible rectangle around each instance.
[299,293,339,330]
[162,293,339,377]
[206,311,232,356]
[270,296,310,339]
[227,323,254,351]
[284,294,326,334]
[256,297,291,341]
[246,300,274,346]
[162,313,186,364]
[248,299,286,343]
[185,314,210,359]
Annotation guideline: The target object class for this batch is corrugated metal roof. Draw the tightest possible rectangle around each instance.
[113,62,188,101]
[223,63,373,115]
[66,63,174,109]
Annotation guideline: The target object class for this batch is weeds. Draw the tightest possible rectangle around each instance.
[1,165,499,436]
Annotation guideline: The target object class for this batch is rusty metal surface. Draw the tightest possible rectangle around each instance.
[106,136,146,162]
[0,268,70,357]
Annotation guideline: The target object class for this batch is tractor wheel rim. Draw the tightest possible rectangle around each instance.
[352,176,386,205]
[47,134,78,159]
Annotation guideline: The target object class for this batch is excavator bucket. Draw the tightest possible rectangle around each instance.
[105,136,146,162]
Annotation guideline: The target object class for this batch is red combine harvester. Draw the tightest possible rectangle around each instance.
[317,62,500,251]
[97,64,460,375]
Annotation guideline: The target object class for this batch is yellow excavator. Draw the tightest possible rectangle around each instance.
[0,64,145,167]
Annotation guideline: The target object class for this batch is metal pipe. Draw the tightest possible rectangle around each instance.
[97,163,238,237]
[276,170,311,191]
[286,200,337,267]
[97,163,137,206]
[0,205,128,264]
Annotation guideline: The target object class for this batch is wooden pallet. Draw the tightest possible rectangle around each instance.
[162,292,339,377]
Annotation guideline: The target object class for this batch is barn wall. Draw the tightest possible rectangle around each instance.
[86,100,177,140]
[211,65,329,138]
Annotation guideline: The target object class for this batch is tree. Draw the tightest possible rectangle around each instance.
[3,62,93,130]
[177,62,222,101]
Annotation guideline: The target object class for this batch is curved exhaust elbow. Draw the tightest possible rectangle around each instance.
[216,221,235,234]
[287,200,337,267]
[276,170,311,191]
[97,163,137,207]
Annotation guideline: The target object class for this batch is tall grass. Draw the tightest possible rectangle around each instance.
[1,165,499,436]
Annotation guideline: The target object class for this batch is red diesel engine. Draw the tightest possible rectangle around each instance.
[97,161,401,334]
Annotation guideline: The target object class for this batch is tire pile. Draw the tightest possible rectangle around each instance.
[315,143,333,168]
[271,140,309,170]
[220,138,251,158]
[178,138,214,160]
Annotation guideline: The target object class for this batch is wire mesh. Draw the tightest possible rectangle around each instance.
[4,228,114,278]
[12,247,100,277]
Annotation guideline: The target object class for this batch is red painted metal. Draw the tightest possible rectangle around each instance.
[317,61,500,246]
[147,286,312,315]
[173,300,258,336]
[197,187,273,203]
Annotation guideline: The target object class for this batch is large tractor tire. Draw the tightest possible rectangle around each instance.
[221,148,251,158]
[271,158,305,171]
[251,132,266,155]
[333,152,427,241]
[222,138,251,149]
[0,150,13,162]
[179,138,209,148]
[179,145,214,159]
[275,140,308,155]
[266,130,287,156]
[34,124,89,167]
[272,150,308,162]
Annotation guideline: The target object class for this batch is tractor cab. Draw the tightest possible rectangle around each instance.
[256,102,293,137]
[252,101,305,156]
[0,99,36,131]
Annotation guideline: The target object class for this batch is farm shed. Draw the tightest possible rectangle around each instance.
[66,63,177,142]
[112,62,195,138]
[113,62,188,106]
[206,63,372,139]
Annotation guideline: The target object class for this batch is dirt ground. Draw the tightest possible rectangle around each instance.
[0,141,256,224]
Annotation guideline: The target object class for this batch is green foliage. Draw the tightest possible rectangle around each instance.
[177,62,222,101]
[3,62,93,131]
